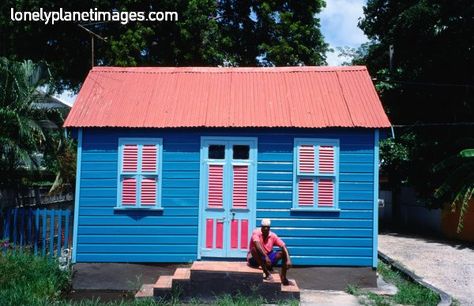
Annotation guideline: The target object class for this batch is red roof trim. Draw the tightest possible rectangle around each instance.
[91,66,369,73]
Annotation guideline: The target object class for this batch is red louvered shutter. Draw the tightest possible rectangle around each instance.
[298,178,314,206]
[240,219,249,249]
[206,219,213,248]
[232,165,248,208]
[122,178,137,205]
[318,178,334,207]
[319,146,334,174]
[141,178,157,205]
[231,220,238,249]
[142,145,157,172]
[299,145,315,174]
[123,145,138,172]
[208,164,224,207]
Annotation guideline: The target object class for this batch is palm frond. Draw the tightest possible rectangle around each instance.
[460,149,474,158]
[456,186,474,233]
[435,141,474,233]
[434,162,474,199]
[0,57,53,181]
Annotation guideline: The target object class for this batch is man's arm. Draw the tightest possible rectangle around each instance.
[254,240,271,266]
[281,245,292,268]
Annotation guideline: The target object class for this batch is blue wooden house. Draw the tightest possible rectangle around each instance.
[64,66,390,269]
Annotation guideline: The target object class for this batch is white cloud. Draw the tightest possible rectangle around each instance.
[319,0,368,65]
[325,50,352,67]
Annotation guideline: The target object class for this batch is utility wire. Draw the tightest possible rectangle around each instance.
[392,122,474,127]
[374,79,474,89]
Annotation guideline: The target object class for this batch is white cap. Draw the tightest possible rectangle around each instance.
[261,219,271,227]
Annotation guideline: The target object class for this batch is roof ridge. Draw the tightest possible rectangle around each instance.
[91,66,368,74]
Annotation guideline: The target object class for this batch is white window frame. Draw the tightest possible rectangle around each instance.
[116,138,163,210]
[292,138,340,212]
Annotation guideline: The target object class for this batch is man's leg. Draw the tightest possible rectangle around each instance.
[249,246,272,278]
[275,251,291,285]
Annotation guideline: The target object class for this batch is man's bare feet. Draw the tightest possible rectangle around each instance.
[281,277,293,286]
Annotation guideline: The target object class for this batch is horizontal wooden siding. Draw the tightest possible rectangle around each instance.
[76,128,374,266]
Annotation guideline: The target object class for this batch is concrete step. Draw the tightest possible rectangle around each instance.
[190,261,262,283]
[190,261,262,276]
[153,275,173,299]
[136,261,301,303]
[187,261,264,297]
[138,269,192,300]
[259,274,300,300]
[173,267,191,280]
[134,284,154,299]
[281,278,300,299]
[154,275,173,289]
[171,267,192,293]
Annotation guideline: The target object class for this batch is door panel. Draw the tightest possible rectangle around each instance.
[205,218,225,249]
[229,219,249,249]
[200,138,256,258]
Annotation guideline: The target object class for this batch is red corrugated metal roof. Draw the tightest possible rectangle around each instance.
[64,66,391,128]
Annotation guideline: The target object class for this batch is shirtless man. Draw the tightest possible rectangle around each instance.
[247,219,293,285]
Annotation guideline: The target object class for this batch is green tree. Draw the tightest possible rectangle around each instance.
[1,0,328,90]
[218,0,328,66]
[0,58,49,182]
[359,0,474,124]
[0,58,73,202]
[355,0,474,228]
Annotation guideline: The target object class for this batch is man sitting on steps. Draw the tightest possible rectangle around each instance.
[247,218,293,285]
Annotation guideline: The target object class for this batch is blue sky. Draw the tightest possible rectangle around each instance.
[319,0,368,65]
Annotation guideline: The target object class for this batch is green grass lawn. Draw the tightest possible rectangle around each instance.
[347,261,441,306]
[0,250,71,305]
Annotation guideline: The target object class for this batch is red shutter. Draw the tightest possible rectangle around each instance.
[298,178,314,206]
[122,178,137,205]
[141,178,157,205]
[208,164,224,207]
[318,178,334,207]
[231,220,238,249]
[206,219,213,248]
[216,220,224,249]
[123,145,138,172]
[299,145,315,173]
[319,145,334,174]
[142,145,157,172]
[232,165,248,208]
[240,219,249,249]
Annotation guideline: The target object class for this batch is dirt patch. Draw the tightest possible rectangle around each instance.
[379,233,474,305]
[73,263,187,291]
